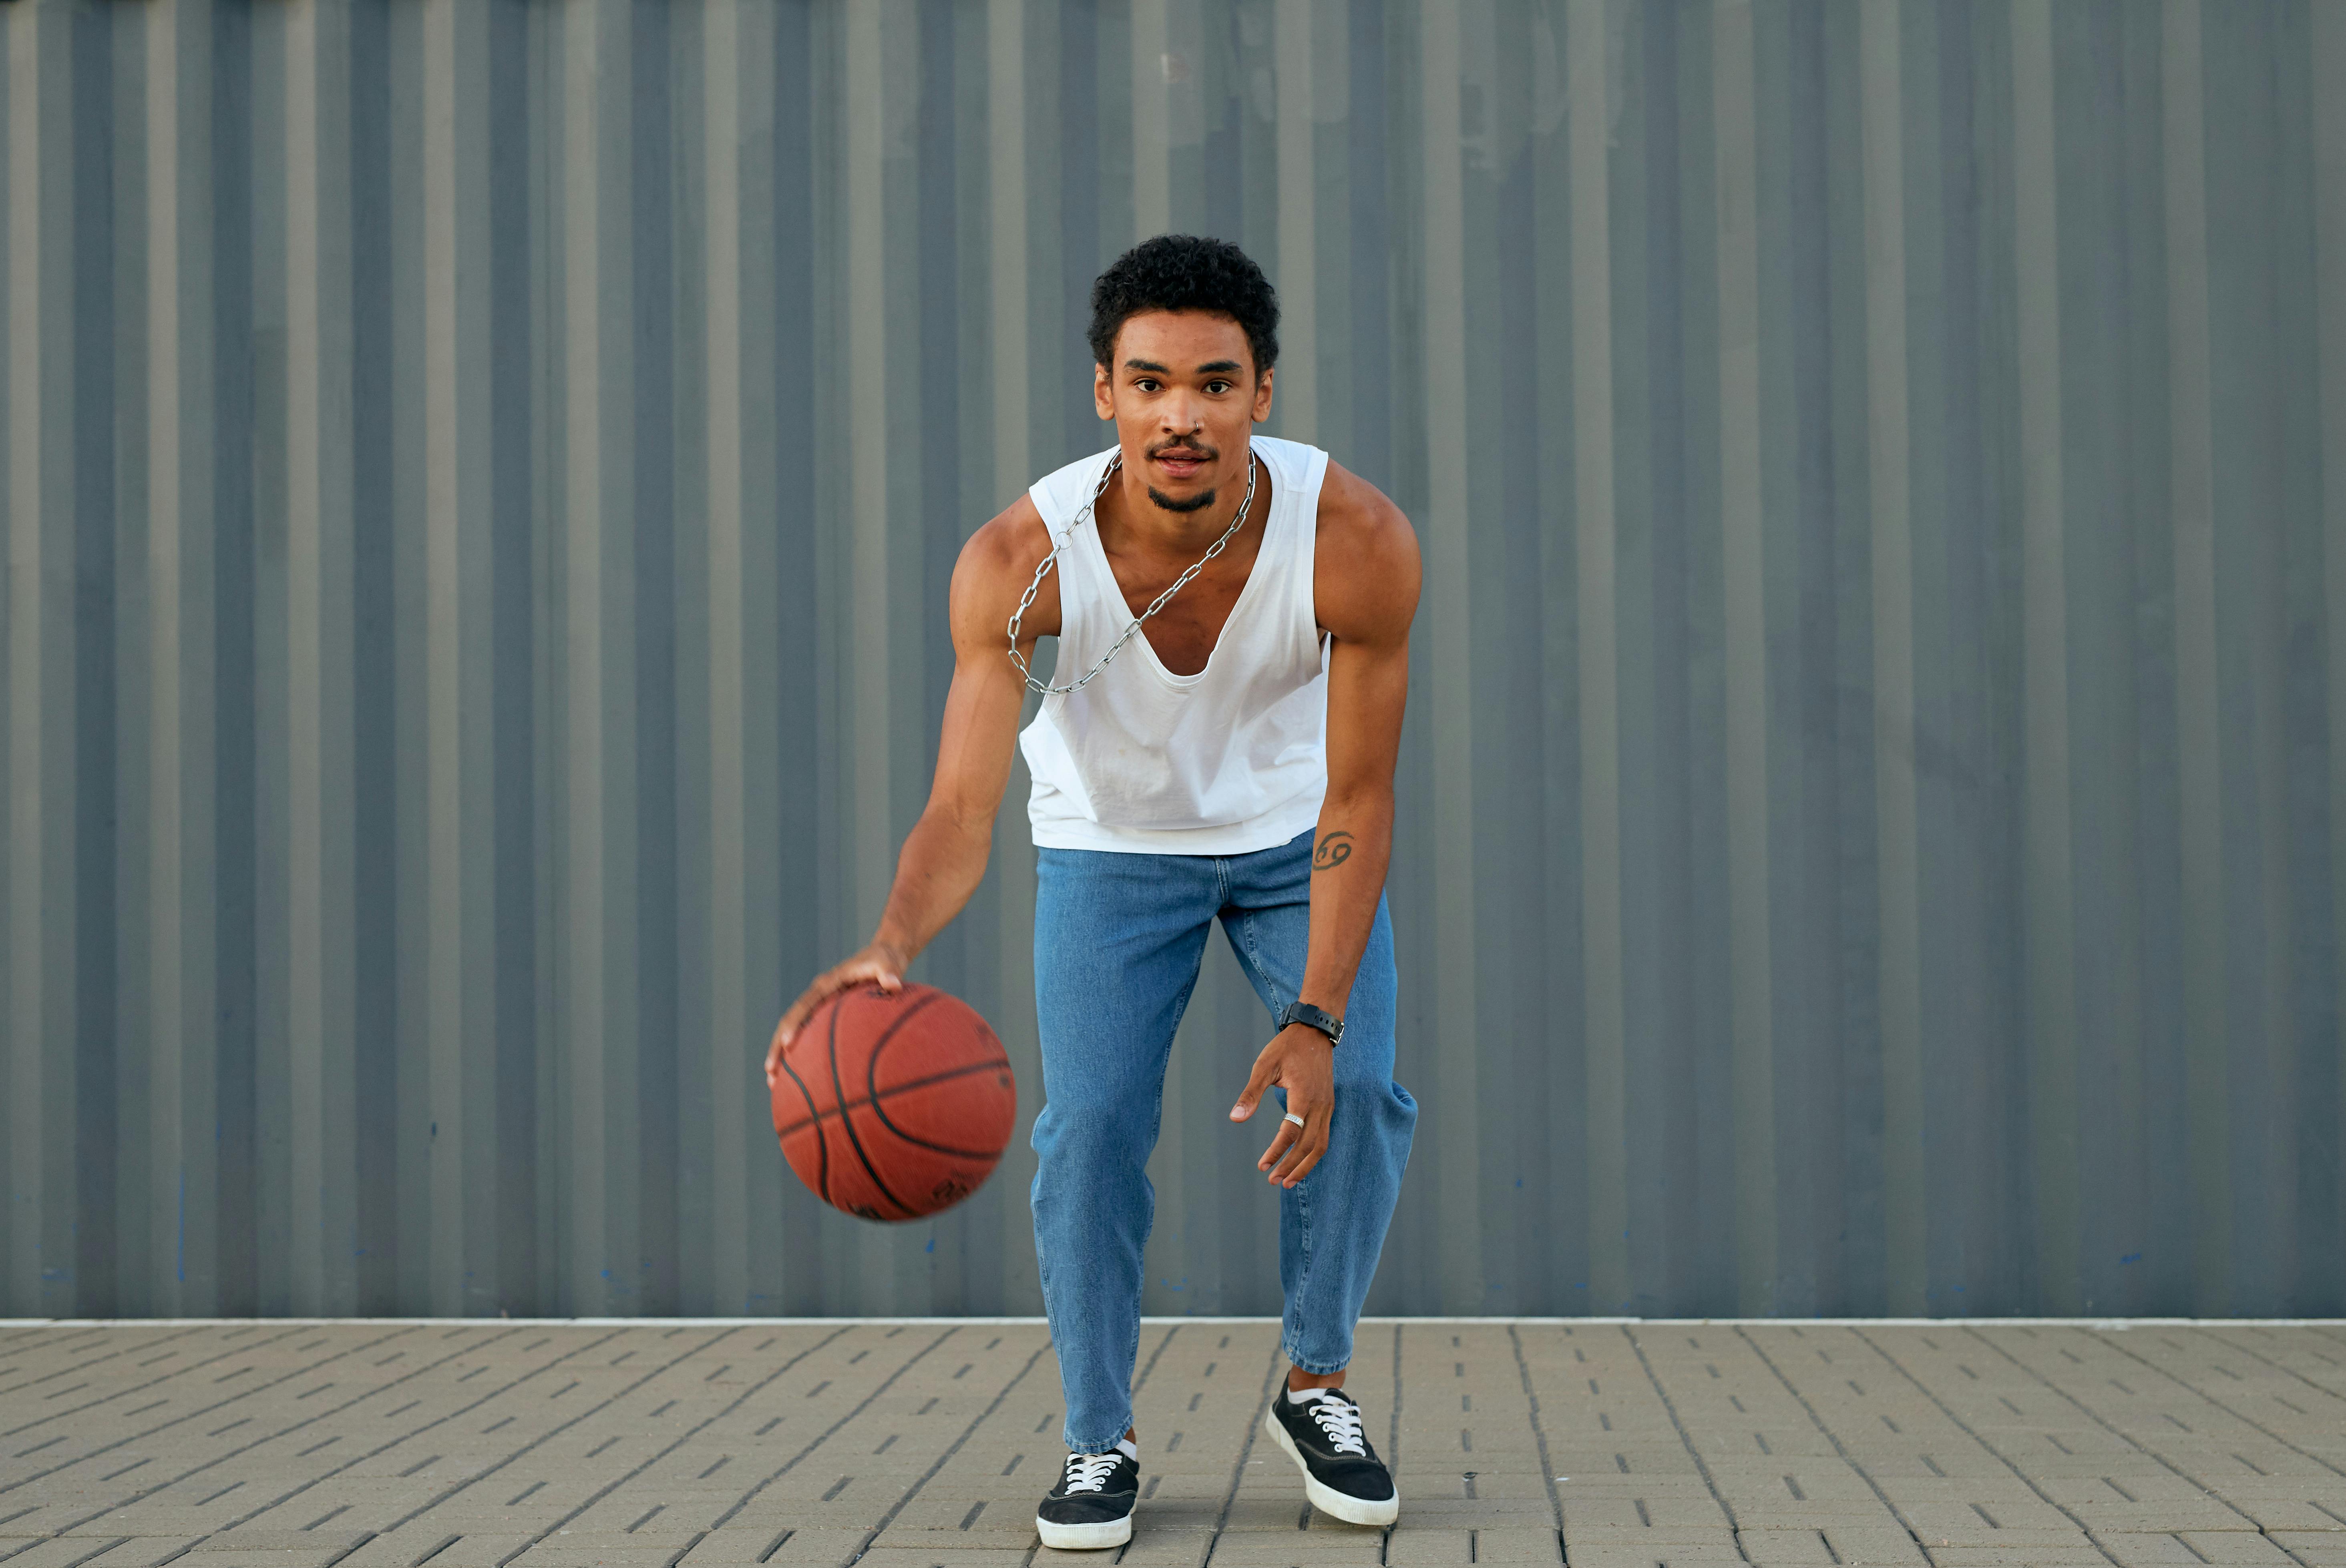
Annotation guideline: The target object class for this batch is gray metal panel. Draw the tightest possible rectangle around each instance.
[0,0,2340,1319]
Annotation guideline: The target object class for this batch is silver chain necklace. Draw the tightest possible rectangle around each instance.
[1006,446,1260,697]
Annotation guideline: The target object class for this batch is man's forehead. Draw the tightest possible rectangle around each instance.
[1117,309,1246,347]
[1112,309,1253,370]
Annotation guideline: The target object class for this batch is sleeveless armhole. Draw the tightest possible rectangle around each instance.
[1026,448,1118,692]
[1050,498,1087,676]
[1291,443,1331,650]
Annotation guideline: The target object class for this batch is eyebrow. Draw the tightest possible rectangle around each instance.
[1121,357,1247,376]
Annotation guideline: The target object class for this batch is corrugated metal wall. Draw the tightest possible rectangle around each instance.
[3,0,2341,1321]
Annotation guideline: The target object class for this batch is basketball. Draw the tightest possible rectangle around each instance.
[771,982,1017,1222]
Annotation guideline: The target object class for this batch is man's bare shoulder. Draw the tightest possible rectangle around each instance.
[952,494,1058,649]
[1314,460,1421,643]
[963,494,1053,582]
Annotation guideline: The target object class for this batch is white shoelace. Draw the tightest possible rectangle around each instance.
[1061,1452,1122,1494]
[1306,1396,1368,1456]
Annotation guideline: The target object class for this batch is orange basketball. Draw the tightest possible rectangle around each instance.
[771,983,1017,1222]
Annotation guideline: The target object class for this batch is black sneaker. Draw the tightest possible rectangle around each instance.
[1264,1387,1399,1527]
[1035,1447,1138,1550]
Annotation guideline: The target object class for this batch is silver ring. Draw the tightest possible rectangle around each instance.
[1282,1112,1306,1128]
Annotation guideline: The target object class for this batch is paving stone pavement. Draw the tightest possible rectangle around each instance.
[2,1322,2342,1568]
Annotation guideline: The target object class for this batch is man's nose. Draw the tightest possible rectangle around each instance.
[1158,394,1204,432]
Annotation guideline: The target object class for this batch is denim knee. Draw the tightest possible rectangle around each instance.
[1032,1099,1158,1181]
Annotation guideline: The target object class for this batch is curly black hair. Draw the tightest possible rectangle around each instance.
[1088,235,1280,376]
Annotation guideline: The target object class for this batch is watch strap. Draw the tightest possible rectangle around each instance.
[1280,1000,1344,1047]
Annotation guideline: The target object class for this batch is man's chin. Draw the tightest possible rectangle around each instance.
[1146,484,1218,515]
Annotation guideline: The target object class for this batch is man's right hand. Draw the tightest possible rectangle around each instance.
[765,942,909,1090]
[762,497,1047,1098]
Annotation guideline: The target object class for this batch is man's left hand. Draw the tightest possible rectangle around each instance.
[1230,1024,1336,1188]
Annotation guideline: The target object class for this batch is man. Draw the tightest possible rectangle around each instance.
[766,235,1420,1548]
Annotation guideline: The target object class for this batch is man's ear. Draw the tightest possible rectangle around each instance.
[1252,365,1276,423]
[1094,361,1115,421]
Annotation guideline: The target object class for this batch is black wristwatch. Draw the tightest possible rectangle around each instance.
[1280,1000,1344,1048]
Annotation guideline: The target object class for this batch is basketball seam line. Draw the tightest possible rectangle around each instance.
[772,1056,1009,1141]
[826,993,918,1220]
[862,994,1011,1161]
[776,1043,830,1206]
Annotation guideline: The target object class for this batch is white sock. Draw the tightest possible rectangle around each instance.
[1285,1383,1329,1405]
[1115,1436,1139,1461]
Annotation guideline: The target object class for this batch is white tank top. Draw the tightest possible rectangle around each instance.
[1019,435,1330,855]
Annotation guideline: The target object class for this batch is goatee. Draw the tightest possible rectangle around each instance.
[1147,485,1217,514]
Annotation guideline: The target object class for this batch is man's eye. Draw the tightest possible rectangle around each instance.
[1134,378,1160,392]
[1206,380,1232,394]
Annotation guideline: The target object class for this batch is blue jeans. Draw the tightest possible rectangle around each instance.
[1029,827,1417,1453]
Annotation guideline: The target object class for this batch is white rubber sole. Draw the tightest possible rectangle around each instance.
[1264,1407,1401,1528]
[1034,1512,1133,1550]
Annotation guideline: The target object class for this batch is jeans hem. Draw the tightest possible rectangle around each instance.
[1279,1341,1351,1377]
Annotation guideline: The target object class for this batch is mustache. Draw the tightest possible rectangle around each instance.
[1147,440,1219,463]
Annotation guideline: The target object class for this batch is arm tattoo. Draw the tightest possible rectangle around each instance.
[1311,831,1354,871]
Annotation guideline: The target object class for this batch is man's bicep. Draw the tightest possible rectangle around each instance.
[927,653,1029,827]
[926,528,1037,826]
[1322,635,1409,797]
[1315,476,1417,800]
